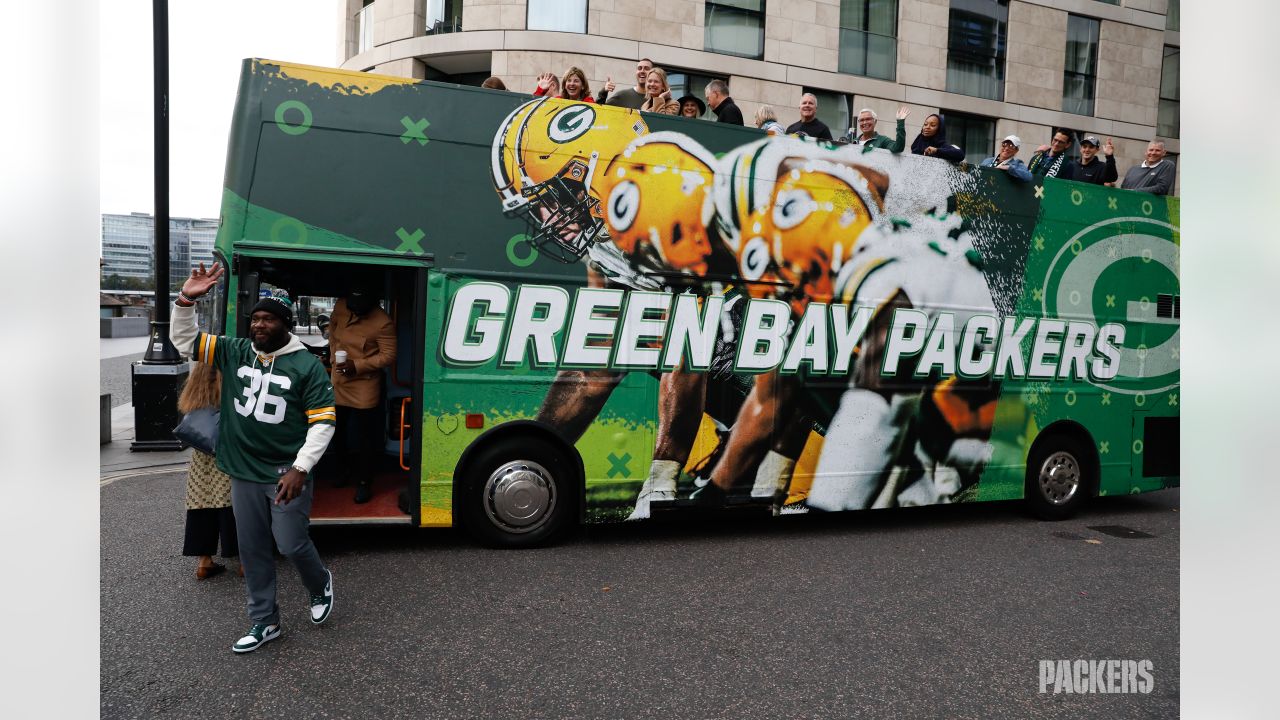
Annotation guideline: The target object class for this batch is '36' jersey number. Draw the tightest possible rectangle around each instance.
[233,366,292,424]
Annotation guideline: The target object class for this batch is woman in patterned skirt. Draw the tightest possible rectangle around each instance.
[178,361,240,579]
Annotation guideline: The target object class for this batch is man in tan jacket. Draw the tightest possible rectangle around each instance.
[329,287,397,503]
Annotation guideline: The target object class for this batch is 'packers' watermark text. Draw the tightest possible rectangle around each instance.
[1039,659,1153,694]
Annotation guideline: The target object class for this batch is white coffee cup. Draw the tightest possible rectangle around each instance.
[334,350,348,365]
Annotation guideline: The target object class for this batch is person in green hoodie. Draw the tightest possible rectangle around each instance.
[843,106,910,153]
[172,262,337,654]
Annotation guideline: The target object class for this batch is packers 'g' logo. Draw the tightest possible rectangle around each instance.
[607,180,640,232]
[740,236,771,282]
[772,189,816,230]
[1041,216,1179,394]
[548,105,596,144]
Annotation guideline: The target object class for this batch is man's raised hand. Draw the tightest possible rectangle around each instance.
[182,261,224,300]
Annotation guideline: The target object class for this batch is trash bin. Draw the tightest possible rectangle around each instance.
[130,361,191,451]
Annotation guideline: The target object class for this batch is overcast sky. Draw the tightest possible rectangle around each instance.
[100,1,335,218]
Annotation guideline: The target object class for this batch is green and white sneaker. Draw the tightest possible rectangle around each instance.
[232,622,281,653]
[310,569,334,625]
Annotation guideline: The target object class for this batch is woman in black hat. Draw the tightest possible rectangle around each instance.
[677,94,706,119]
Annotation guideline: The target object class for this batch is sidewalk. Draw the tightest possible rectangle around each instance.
[100,404,191,480]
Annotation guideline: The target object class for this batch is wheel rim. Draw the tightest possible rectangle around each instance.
[483,460,557,534]
[1038,450,1081,505]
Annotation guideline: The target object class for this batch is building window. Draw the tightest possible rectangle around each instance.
[357,0,374,54]
[527,0,587,33]
[804,87,851,139]
[666,71,722,119]
[838,0,898,80]
[946,0,1008,102]
[705,0,766,60]
[1062,14,1099,116]
[1166,0,1179,31]
[1158,45,1179,138]
[943,111,995,166]
[425,0,462,34]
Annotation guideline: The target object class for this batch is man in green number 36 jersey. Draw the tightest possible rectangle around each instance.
[172,262,337,654]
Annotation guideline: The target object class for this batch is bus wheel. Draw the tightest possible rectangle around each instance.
[1024,435,1092,520]
[462,440,574,548]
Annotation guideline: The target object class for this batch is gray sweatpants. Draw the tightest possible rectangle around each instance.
[231,477,329,625]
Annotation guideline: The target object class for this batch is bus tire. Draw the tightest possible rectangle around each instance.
[1024,433,1093,521]
[461,438,576,548]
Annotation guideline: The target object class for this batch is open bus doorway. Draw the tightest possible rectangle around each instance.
[231,254,425,526]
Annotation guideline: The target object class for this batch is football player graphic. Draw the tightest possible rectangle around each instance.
[492,96,656,286]
[714,137,889,313]
[593,131,771,519]
[806,210,1000,511]
[491,101,752,520]
[693,137,890,510]
[597,131,722,280]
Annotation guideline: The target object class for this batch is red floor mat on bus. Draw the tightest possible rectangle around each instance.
[311,472,410,520]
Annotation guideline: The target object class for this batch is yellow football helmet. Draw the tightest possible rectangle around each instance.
[597,132,719,276]
[491,97,649,263]
[763,154,887,310]
[714,138,887,312]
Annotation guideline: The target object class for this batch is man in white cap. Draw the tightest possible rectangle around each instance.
[979,135,1032,182]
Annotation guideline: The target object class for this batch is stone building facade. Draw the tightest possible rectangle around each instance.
[337,0,1179,190]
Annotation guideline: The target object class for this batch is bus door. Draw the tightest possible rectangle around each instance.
[230,252,426,526]
[380,266,429,524]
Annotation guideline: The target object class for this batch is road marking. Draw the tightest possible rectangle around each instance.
[100,465,188,487]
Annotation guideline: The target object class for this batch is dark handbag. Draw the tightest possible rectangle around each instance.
[173,407,220,455]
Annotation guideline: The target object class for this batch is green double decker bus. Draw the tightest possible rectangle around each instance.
[206,60,1178,546]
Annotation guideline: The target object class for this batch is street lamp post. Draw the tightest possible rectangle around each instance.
[131,0,188,451]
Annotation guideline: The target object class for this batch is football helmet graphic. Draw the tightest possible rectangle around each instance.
[491,97,649,263]
[597,132,719,276]
[714,138,888,311]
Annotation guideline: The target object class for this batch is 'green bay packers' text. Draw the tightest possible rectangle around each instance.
[440,282,1125,382]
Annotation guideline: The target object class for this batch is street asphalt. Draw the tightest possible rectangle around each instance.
[101,468,1178,720]
[101,336,151,407]
[101,352,142,408]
